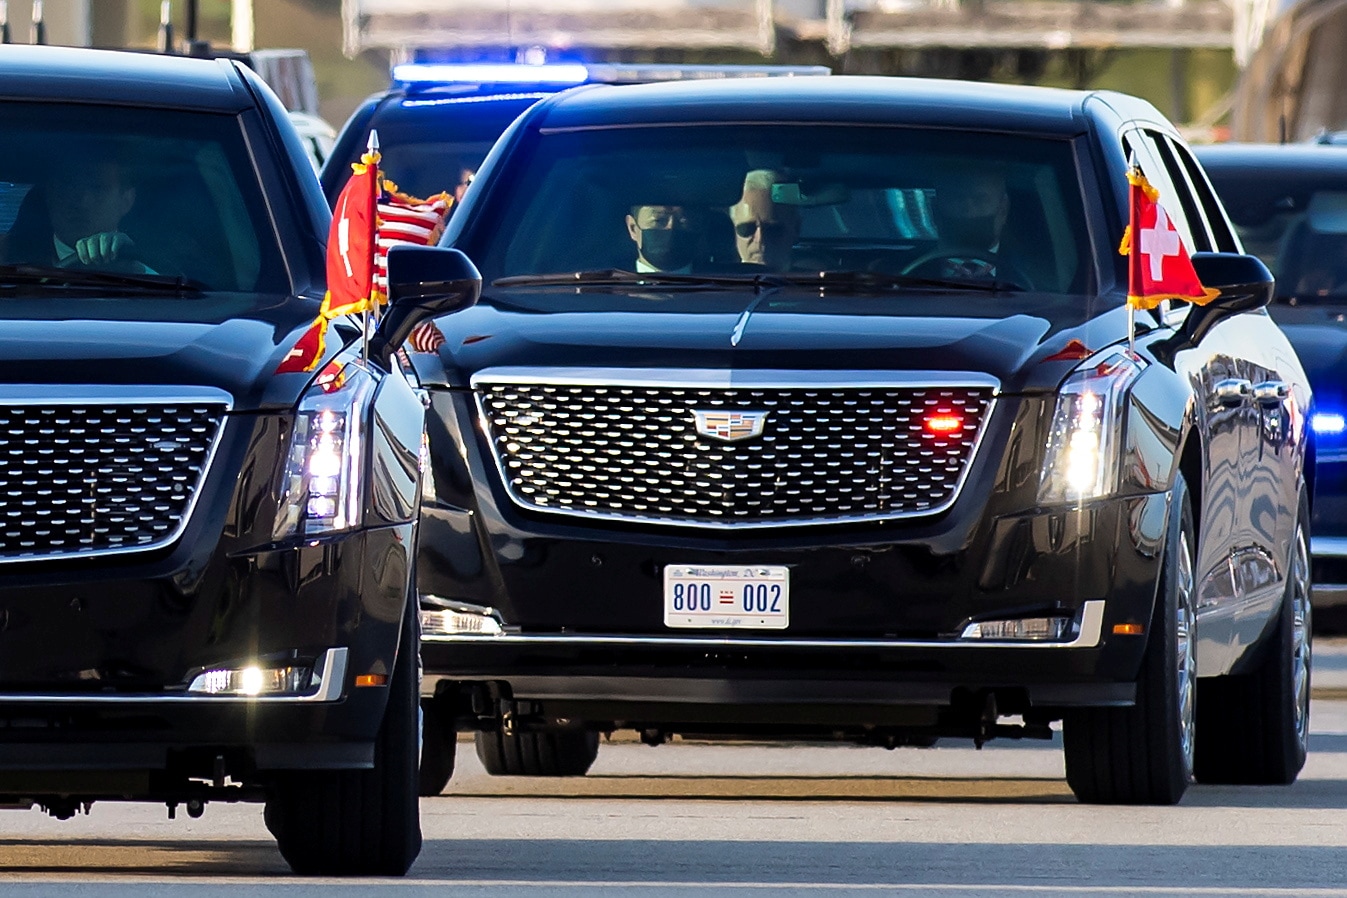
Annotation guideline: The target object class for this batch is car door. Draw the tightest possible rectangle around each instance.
[1125,127,1255,674]
[1162,134,1302,649]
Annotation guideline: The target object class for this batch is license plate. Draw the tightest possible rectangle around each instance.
[663,565,790,630]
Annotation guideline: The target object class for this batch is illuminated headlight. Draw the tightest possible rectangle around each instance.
[1038,351,1145,504]
[187,664,312,696]
[1312,412,1346,435]
[420,597,504,636]
[961,616,1073,641]
[274,362,377,538]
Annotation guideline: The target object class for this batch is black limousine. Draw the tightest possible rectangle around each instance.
[399,77,1313,805]
[0,46,474,874]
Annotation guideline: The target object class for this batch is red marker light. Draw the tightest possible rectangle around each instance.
[925,414,964,434]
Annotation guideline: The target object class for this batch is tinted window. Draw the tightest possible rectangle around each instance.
[1204,166,1347,304]
[329,96,540,205]
[467,124,1093,295]
[0,102,286,293]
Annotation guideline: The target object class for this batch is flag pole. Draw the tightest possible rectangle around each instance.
[361,129,380,369]
[1125,154,1138,357]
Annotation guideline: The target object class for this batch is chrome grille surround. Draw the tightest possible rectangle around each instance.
[474,368,998,529]
[0,385,232,562]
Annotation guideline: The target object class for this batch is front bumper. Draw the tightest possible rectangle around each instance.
[422,599,1147,729]
[0,520,415,783]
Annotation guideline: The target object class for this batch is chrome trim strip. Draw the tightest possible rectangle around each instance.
[0,385,233,564]
[424,600,1106,650]
[0,385,235,404]
[471,367,1002,391]
[1312,536,1347,558]
[472,368,1000,530]
[308,647,349,702]
[0,648,348,704]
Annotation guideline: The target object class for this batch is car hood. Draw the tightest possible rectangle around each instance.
[0,294,332,411]
[415,289,1137,393]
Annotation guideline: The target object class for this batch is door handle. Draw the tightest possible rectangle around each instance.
[1252,381,1289,407]
[1215,378,1252,407]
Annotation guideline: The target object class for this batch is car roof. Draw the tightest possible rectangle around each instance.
[0,45,249,112]
[1194,142,1347,174]
[532,76,1097,136]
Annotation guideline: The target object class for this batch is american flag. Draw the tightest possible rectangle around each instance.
[375,185,451,298]
[375,184,451,353]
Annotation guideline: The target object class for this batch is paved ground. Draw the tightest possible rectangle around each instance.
[0,642,1345,895]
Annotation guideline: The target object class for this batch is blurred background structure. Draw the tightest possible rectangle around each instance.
[0,0,1334,142]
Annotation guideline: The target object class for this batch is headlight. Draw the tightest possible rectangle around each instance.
[1038,351,1145,504]
[273,361,377,538]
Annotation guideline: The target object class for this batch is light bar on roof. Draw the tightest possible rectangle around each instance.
[392,63,589,86]
[585,64,832,82]
[391,62,833,90]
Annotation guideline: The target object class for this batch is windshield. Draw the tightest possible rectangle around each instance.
[0,101,287,296]
[464,124,1093,295]
[326,95,540,206]
[1206,170,1347,306]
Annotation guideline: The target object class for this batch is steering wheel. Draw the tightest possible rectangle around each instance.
[56,254,152,276]
[900,247,1034,291]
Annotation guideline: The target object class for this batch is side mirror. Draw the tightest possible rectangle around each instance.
[371,245,481,364]
[1183,252,1274,343]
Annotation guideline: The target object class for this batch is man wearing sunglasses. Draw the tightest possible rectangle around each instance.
[729,169,800,271]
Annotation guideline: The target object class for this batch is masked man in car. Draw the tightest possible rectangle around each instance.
[625,204,700,273]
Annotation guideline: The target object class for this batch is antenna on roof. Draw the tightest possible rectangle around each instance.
[158,1,175,53]
[1,2,10,44]
[30,0,44,45]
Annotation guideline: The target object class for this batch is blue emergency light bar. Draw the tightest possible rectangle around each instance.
[392,63,590,86]
[391,62,832,90]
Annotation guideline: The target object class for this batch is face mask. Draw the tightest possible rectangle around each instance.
[938,213,1000,251]
[640,227,696,270]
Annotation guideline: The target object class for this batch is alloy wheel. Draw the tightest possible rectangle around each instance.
[1176,528,1197,779]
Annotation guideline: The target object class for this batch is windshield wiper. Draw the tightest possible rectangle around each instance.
[777,269,1025,293]
[492,268,1024,293]
[0,264,204,295]
[492,269,766,288]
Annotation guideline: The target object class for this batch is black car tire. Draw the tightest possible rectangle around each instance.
[266,606,423,876]
[419,697,457,796]
[475,728,600,777]
[1194,492,1311,785]
[1063,472,1196,805]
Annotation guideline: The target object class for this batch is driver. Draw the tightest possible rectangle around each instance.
[41,144,146,269]
[930,168,1010,279]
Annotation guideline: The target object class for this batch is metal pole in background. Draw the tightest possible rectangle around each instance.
[157,0,174,52]
[231,0,255,53]
[185,0,197,42]
[1,2,9,45]
[30,0,44,44]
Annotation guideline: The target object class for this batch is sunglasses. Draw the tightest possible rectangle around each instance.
[734,220,785,239]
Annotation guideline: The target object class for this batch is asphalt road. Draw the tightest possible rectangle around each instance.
[5,645,1347,896]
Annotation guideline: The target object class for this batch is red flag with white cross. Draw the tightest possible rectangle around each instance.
[1119,168,1219,311]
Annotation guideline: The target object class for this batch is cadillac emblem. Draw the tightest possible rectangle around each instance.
[693,409,769,442]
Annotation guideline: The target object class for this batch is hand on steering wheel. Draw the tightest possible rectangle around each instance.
[57,231,137,269]
[901,247,1033,291]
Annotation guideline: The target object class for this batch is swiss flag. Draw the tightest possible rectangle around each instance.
[1121,168,1219,311]
[277,153,380,374]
